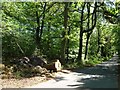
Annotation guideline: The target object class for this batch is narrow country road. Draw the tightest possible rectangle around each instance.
[26,55,119,89]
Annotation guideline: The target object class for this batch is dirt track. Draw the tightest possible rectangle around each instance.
[26,55,119,89]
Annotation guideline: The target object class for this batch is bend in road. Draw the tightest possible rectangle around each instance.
[26,55,119,89]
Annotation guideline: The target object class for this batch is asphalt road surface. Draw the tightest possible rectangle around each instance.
[26,55,119,89]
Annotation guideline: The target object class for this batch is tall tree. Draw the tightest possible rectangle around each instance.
[78,2,97,63]
[84,2,98,59]
[60,2,69,64]
[77,2,86,63]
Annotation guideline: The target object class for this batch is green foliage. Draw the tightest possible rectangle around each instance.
[2,30,35,64]
[85,55,102,66]
[13,69,34,79]
[1,2,120,72]
[112,24,120,55]
[85,55,112,67]
[89,21,115,57]
[64,61,84,69]
[13,71,23,79]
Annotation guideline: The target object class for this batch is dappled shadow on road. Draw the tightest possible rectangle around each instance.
[67,58,118,89]
[72,65,117,76]
[118,64,120,90]
[46,55,119,89]
[53,76,66,82]
[52,70,71,82]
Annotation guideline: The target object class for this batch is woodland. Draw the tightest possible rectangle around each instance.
[1,1,120,78]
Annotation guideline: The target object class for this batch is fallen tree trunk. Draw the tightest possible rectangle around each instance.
[44,59,61,72]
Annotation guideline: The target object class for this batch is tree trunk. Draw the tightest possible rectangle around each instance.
[46,22,51,55]
[66,26,71,63]
[44,60,62,72]
[84,3,90,60]
[97,26,101,53]
[78,31,83,62]
[60,2,69,64]
[39,2,47,46]
[78,3,86,63]
[35,6,40,46]
[84,33,90,59]
[35,3,46,47]
[84,2,97,60]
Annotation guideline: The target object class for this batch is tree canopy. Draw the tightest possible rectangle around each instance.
[1,1,120,68]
